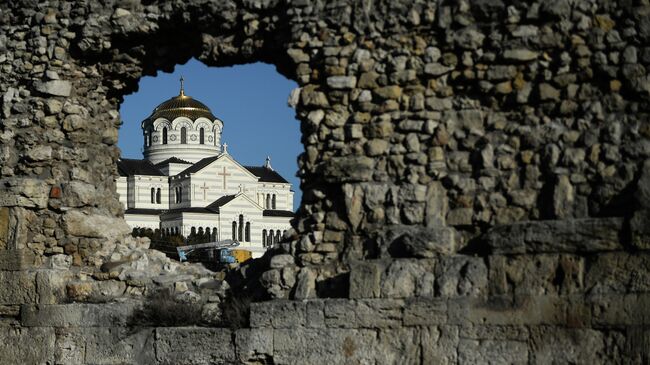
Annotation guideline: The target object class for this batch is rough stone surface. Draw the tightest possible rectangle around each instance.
[0,0,648,363]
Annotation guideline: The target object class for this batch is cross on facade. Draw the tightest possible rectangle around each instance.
[218,166,231,190]
[200,181,209,200]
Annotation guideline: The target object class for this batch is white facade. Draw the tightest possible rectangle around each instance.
[117,85,294,258]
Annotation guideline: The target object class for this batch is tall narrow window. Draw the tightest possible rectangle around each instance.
[150,188,155,203]
[272,194,276,209]
[199,128,204,144]
[181,127,187,144]
[148,132,152,146]
[213,227,218,241]
[162,127,168,144]
[245,222,250,242]
[238,214,244,241]
[262,229,267,246]
[266,194,270,209]
[191,227,196,235]
[144,134,148,147]
[156,188,161,204]
[178,187,182,203]
[232,222,236,240]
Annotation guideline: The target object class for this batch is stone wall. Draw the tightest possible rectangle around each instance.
[0,0,649,363]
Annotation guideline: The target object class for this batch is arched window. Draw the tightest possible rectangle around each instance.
[205,227,211,237]
[212,227,218,241]
[276,230,281,243]
[262,229,267,246]
[199,128,205,144]
[162,127,168,144]
[232,222,236,240]
[191,227,196,236]
[198,227,204,236]
[272,194,276,209]
[181,126,187,144]
[178,187,182,203]
[156,188,161,204]
[245,222,250,242]
[144,134,147,147]
[148,133,152,146]
[238,214,244,241]
[150,188,155,203]
[266,194,270,209]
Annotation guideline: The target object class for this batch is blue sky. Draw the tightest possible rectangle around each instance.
[118,59,302,210]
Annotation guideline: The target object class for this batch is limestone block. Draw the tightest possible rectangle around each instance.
[155,327,235,365]
[590,293,650,326]
[376,327,421,365]
[436,255,488,297]
[0,271,36,304]
[488,254,584,296]
[354,299,404,328]
[459,325,529,340]
[421,326,459,365]
[63,210,131,241]
[249,300,306,328]
[80,327,156,365]
[36,270,70,304]
[323,299,357,328]
[0,327,55,364]
[380,259,435,298]
[34,80,72,96]
[0,249,36,270]
[349,260,383,299]
[273,328,377,364]
[485,218,624,254]
[293,267,316,299]
[403,298,447,326]
[21,303,137,327]
[235,328,273,363]
[585,252,650,294]
[528,327,606,364]
[322,156,375,182]
[458,339,528,364]
[0,178,49,209]
[378,225,457,258]
[448,295,571,326]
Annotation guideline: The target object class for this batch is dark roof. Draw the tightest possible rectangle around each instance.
[117,159,164,177]
[244,166,289,183]
[162,207,220,215]
[178,155,220,175]
[124,208,164,215]
[155,157,192,166]
[263,210,295,217]
[207,195,237,209]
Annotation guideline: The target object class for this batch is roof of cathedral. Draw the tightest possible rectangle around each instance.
[207,195,237,209]
[117,158,164,176]
[263,210,295,217]
[124,208,163,215]
[155,157,192,166]
[143,80,217,123]
[244,166,289,183]
[178,155,221,175]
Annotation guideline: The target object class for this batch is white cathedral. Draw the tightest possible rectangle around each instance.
[115,79,294,258]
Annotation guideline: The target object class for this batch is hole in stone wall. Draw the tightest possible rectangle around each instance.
[116,59,301,265]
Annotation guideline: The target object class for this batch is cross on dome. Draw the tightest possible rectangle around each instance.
[179,76,185,96]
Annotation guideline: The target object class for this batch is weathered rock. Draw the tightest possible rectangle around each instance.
[485,218,624,254]
[33,80,72,97]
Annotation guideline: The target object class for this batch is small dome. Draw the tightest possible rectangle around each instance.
[147,94,217,121]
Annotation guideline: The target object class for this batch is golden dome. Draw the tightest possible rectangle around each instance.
[143,77,217,124]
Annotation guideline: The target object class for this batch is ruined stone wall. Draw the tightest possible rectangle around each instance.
[0,0,649,363]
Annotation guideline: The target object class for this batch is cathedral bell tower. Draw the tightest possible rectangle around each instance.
[141,77,224,164]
